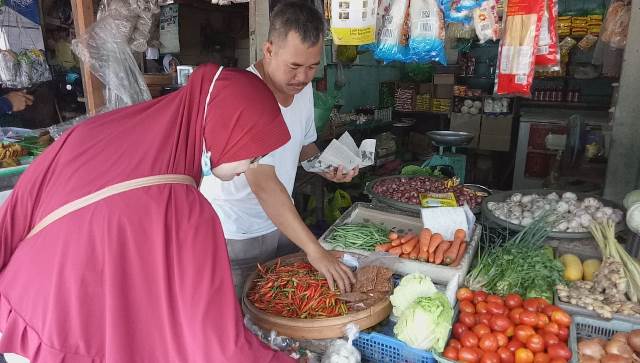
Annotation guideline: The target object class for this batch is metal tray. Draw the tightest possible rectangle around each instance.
[427,131,474,146]
[365,175,489,214]
[481,189,627,239]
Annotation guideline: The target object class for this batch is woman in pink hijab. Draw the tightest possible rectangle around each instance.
[0,64,295,362]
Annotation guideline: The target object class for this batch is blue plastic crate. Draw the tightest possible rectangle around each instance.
[569,315,640,363]
[354,330,436,363]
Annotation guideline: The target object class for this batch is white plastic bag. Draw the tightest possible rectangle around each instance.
[321,323,361,363]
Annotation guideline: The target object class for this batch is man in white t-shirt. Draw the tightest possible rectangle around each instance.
[200,1,357,296]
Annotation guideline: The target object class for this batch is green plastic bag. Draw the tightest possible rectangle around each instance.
[325,189,352,225]
[314,90,337,134]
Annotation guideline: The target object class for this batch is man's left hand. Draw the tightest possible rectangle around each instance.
[321,165,358,183]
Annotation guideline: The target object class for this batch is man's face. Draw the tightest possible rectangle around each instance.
[263,31,322,96]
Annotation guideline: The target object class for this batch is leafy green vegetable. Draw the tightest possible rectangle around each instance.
[465,214,564,297]
[390,273,438,317]
[394,292,453,352]
[400,165,444,177]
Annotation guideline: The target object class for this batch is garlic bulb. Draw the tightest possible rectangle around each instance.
[547,192,560,200]
[556,201,570,214]
[562,192,578,201]
[510,193,523,202]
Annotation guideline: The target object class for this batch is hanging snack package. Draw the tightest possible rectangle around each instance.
[494,0,545,97]
[361,0,394,51]
[374,0,410,63]
[408,0,447,64]
[534,0,560,71]
[443,0,477,24]
[600,0,631,50]
[330,0,377,45]
[473,0,500,43]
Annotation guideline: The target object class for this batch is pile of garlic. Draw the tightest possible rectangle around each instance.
[486,192,624,232]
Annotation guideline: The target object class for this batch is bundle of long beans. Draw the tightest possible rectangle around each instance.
[325,223,390,251]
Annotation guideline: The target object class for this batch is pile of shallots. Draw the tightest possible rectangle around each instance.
[578,330,640,363]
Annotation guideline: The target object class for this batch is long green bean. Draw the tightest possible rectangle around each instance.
[325,223,389,251]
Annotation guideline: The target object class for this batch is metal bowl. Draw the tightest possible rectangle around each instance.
[427,131,475,147]
[481,189,627,239]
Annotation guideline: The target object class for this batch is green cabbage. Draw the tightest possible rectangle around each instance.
[390,273,437,317]
[393,292,453,352]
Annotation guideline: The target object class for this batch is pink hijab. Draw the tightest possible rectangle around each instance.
[0,64,294,362]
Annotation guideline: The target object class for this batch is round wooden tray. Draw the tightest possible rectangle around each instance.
[241,252,392,340]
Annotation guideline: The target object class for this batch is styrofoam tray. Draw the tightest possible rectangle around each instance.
[320,203,480,285]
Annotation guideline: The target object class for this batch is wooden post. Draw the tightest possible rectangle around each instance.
[249,0,269,64]
[70,0,104,114]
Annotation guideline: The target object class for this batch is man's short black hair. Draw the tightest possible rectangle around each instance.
[268,1,325,46]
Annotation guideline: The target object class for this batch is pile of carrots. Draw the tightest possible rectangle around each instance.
[375,228,468,267]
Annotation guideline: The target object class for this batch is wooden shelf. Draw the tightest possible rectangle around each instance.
[519,100,610,111]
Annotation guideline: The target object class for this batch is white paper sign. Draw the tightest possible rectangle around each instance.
[420,205,476,241]
[159,4,179,53]
[302,131,376,173]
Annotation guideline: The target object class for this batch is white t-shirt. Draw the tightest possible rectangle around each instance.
[199,65,317,240]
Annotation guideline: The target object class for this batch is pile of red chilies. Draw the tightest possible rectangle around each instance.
[247,260,348,319]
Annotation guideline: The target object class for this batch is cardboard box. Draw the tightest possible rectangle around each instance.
[450,113,481,148]
[434,84,454,99]
[434,74,455,84]
[479,115,514,151]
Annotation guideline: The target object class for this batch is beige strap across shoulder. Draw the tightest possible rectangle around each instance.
[26,174,197,239]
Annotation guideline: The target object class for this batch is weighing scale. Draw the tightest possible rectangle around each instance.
[421,131,475,182]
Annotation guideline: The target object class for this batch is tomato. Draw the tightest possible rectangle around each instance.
[550,310,571,328]
[487,295,505,305]
[505,325,515,338]
[526,334,545,353]
[473,324,492,338]
[487,302,507,315]
[490,315,512,332]
[557,327,569,342]
[460,347,481,363]
[515,325,536,344]
[546,343,571,361]
[444,346,459,360]
[542,305,561,317]
[461,300,477,314]
[506,339,524,353]
[460,312,477,328]
[520,311,538,327]
[477,301,490,314]
[474,291,489,304]
[542,333,559,347]
[458,287,475,302]
[536,313,550,329]
[481,351,502,363]
[505,294,523,309]
[515,348,534,363]
[479,333,499,352]
[509,308,524,325]
[498,347,515,363]
[549,360,567,363]
[494,332,509,348]
[449,338,463,350]
[477,313,492,326]
[461,331,480,348]
[522,299,540,312]
[454,322,469,339]
[533,352,550,363]
[543,322,560,336]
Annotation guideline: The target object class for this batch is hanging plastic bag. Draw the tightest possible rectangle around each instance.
[314,90,337,134]
[321,323,361,363]
[473,0,500,43]
[330,0,377,46]
[325,189,352,225]
[408,0,447,64]
[442,0,477,24]
[535,0,560,71]
[494,0,545,97]
[374,0,410,63]
[600,0,631,49]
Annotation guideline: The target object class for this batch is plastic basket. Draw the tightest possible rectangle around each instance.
[354,330,436,363]
[569,315,640,363]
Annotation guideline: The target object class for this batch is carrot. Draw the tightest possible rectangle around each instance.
[450,242,467,267]
[400,233,415,243]
[399,253,410,259]
[418,247,429,262]
[428,249,436,263]
[409,243,420,259]
[434,241,452,265]
[419,228,432,252]
[402,236,419,254]
[443,240,462,265]
[388,245,403,256]
[454,229,466,243]
[375,242,393,252]
[428,233,444,255]
[391,237,403,246]
[388,231,399,240]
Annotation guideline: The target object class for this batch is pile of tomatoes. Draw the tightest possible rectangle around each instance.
[442,288,573,363]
